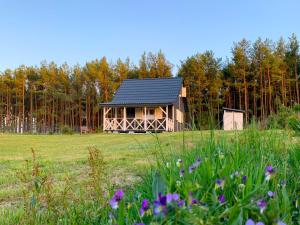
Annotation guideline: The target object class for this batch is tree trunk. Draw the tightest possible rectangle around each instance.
[295,62,299,104]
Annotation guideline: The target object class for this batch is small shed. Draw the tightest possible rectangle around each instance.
[223,108,244,131]
[100,77,187,133]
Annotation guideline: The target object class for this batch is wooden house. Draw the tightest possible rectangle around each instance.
[100,77,187,132]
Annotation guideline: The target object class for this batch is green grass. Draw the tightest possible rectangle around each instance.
[0,130,299,224]
[0,131,214,208]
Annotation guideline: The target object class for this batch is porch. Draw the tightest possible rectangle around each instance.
[103,106,174,132]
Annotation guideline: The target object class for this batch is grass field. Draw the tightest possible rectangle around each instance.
[0,131,211,208]
[0,130,299,224]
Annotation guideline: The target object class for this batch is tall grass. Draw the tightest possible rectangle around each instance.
[1,128,299,224]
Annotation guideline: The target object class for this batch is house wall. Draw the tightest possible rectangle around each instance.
[223,111,243,130]
[173,95,186,131]
[135,108,143,119]
[134,107,163,119]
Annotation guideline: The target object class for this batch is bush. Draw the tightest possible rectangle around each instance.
[60,125,74,135]
[267,105,300,130]
[288,116,300,134]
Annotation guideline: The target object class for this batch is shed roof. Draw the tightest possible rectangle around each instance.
[223,107,245,113]
[100,77,183,106]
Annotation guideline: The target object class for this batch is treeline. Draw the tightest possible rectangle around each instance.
[179,34,300,127]
[0,34,299,132]
[0,51,172,132]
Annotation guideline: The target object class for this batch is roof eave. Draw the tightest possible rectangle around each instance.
[99,102,176,107]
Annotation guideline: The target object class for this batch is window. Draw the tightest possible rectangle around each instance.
[148,109,155,115]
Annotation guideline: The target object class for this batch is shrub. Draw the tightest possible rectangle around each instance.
[288,116,300,134]
[60,125,74,135]
[267,105,300,130]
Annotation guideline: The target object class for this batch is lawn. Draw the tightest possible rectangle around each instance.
[0,131,210,208]
[0,130,299,224]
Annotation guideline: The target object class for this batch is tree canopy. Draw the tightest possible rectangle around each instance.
[0,35,299,132]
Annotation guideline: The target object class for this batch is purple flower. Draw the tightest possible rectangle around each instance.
[277,221,286,225]
[265,165,274,173]
[190,198,198,205]
[188,192,198,205]
[109,189,124,209]
[166,193,173,203]
[188,165,195,173]
[218,194,225,204]
[245,219,265,225]
[188,157,202,174]
[141,199,149,209]
[267,191,274,198]
[153,194,167,216]
[193,157,201,168]
[215,178,225,189]
[257,199,267,214]
[109,198,118,209]
[139,199,150,216]
[178,200,185,207]
[172,193,180,201]
[265,165,275,181]
[113,189,124,201]
[242,175,247,184]
[179,169,185,177]
[166,193,180,203]
[245,219,255,225]
[134,223,145,225]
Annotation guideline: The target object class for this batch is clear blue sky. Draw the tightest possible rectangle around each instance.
[0,0,299,73]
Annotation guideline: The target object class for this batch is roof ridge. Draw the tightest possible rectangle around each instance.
[123,77,182,81]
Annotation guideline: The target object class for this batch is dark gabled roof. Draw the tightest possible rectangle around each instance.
[223,107,245,113]
[101,77,183,106]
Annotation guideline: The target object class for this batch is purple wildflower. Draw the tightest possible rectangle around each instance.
[109,189,124,209]
[245,219,255,225]
[256,222,265,225]
[153,194,167,216]
[190,198,198,205]
[134,223,145,225]
[188,192,198,205]
[265,165,275,181]
[166,193,173,203]
[109,198,118,209]
[277,221,286,225]
[172,193,180,201]
[193,157,201,168]
[180,169,185,177]
[215,178,225,189]
[113,189,124,201]
[179,169,185,177]
[178,200,185,207]
[166,193,180,204]
[242,175,247,184]
[218,194,225,204]
[266,165,274,173]
[257,199,267,214]
[139,199,150,216]
[188,165,195,173]
[267,191,274,198]
[245,219,265,225]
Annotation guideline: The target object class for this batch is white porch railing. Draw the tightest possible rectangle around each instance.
[104,118,174,132]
